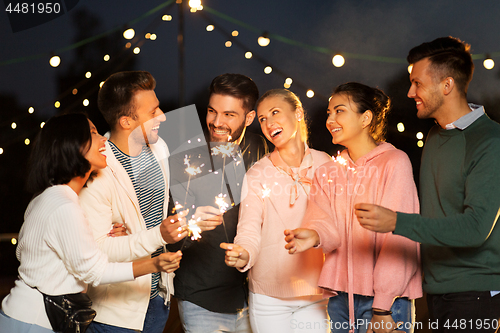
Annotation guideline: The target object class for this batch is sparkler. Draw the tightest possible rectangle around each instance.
[183,155,204,209]
[215,193,230,242]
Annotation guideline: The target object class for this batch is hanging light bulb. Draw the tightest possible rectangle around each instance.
[483,54,495,70]
[49,55,61,67]
[332,54,345,67]
[258,32,270,47]
[123,28,135,40]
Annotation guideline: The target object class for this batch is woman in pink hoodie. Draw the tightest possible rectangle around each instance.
[221,89,332,333]
[285,82,422,333]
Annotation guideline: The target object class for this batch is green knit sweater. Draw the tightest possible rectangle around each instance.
[395,113,500,294]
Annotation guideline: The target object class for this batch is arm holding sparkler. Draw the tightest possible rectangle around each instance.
[220,243,249,269]
[224,171,264,273]
[80,174,188,262]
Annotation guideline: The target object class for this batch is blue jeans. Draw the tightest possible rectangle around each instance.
[178,299,252,333]
[88,295,170,333]
[327,292,414,333]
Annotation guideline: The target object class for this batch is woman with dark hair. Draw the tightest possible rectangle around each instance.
[0,113,182,333]
[285,83,422,333]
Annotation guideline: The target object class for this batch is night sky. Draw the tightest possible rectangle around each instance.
[1,0,500,273]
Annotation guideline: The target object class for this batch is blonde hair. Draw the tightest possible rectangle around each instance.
[256,89,308,143]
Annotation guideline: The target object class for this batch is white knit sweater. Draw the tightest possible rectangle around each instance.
[1,185,133,329]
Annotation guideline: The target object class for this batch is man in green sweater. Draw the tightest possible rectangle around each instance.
[355,36,500,332]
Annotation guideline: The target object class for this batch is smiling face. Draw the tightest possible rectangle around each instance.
[128,89,166,147]
[84,120,107,172]
[326,93,368,148]
[407,58,445,120]
[257,95,302,149]
[206,94,255,142]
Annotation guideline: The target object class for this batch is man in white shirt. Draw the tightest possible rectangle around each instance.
[80,71,188,333]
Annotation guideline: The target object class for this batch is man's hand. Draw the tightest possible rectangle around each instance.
[191,206,223,232]
[155,251,183,273]
[284,228,319,254]
[354,203,397,233]
[160,210,189,243]
[220,243,249,269]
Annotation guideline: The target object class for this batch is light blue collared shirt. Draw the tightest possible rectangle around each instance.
[444,103,484,130]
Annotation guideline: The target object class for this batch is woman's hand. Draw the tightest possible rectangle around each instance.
[107,223,127,237]
[367,310,403,333]
[284,228,320,254]
[220,243,249,269]
[155,251,183,273]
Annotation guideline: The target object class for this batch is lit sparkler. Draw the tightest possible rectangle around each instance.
[215,193,230,242]
[186,218,202,241]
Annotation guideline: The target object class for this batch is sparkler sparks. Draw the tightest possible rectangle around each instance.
[332,151,355,171]
[261,185,271,199]
[184,155,204,176]
[186,218,202,240]
[215,193,229,213]
[211,142,237,158]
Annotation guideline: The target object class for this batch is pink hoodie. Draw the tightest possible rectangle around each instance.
[303,143,422,322]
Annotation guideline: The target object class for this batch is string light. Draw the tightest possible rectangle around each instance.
[11,122,17,129]
[258,33,270,47]
[397,122,405,132]
[189,0,201,9]
[408,64,413,74]
[85,71,92,78]
[145,33,151,39]
[206,25,214,32]
[332,54,345,67]
[232,30,239,37]
[49,55,61,67]
[284,78,293,89]
[133,47,141,54]
[0,148,3,154]
[225,41,232,47]
[483,55,495,70]
[72,88,78,95]
[40,122,45,128]
[54,101,60,108]
[83,99,89,106]
[24,139,30,145]
[306,90,315,98]
[417,140,424,148]
[125,42,132,48]
[103,54,110,61]
[162,15,172,21]
[28,107,34,114]
[11,238,17,245]
[123,28,135,40]
[264,66,272,74]
[245,51,252,59]
[416,132,424,140]
[150,34,157,40]
[99,81,105,88]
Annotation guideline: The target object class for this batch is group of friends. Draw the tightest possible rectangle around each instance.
[0,36,499,333]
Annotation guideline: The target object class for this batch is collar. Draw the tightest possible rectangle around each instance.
[445,103,485,130]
